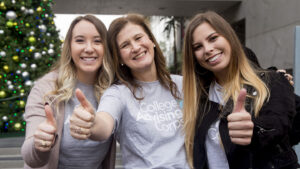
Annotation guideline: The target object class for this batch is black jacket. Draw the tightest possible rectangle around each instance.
[193,72,299,169]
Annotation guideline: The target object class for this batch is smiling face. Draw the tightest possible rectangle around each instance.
[117,23,156,76]
[71,20,104,84]
[192,22,231,80]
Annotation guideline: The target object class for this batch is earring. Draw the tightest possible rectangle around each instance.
[154,44,156,48]
[121,63,124,66]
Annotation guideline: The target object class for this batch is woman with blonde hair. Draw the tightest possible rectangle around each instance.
[21,15,115,169]
[182,11,299,169]
[70,14,190,168]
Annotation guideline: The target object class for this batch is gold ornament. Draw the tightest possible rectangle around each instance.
[0,75,2,79]
[14,123,21,130]
[3,65,9,72]
[25,23,30,27]
[0,2,6,10]
[14,22,17,26]
[36,6,42,12]
[19,100,25,108]
[0,91,6,98]
[12,55,19,62]
[28,36,36,43]
[20,89,25,93]
[6,21,14,28]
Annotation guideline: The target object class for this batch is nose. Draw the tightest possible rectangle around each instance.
[204,43,214,56]
[131,41,141,53]
[84,42,94,53]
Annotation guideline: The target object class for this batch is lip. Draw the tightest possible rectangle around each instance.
[80,56,98,63]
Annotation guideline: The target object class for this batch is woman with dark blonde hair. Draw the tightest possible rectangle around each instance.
[21,15,115,169]
[182,11,299,169]
[70,14,190,168]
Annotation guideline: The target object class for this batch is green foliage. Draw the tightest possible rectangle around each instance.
[0,0,61,133]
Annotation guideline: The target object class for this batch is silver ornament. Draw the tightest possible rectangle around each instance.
[6,11,17,20]
[39,25,47,32]
[20,63,27,69]
[7,80,12,85]
[45,14,49,18]
[30,31,34,35]
[20,93,24,96]
[8,85,14,90]
[48,49,54,56]
[34,52,41,59]
[42,51,46,55]
[28,9,34,14]
[46,33,51,36]
[22,71,29,78]
[25,80,32,86]
[12,0,16,4]
[21,6,26,11]
[16,70,21,74]
[2,116,8,122]
[0,30,4,34]
[49,43,54,49]
[30,46,35,51]
[30,64,37,70]
[0,51,6,57]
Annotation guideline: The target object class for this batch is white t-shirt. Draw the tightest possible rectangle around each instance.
[205,81,229,169]
[98,75,190,169]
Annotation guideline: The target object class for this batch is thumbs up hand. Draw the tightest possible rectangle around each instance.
[70,89,95,140]
[34,104,57,152]
[227,88,254,145]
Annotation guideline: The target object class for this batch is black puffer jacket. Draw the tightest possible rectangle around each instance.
[193,71,299,169]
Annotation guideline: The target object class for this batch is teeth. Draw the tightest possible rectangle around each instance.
[81,57,96,61]
[135,52,145,59]
[208,54,220,62]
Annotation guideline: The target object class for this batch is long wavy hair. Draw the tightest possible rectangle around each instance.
[47,15,114,111]
[107,13,179,100]
[182,11,270,168]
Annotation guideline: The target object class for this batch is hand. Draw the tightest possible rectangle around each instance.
[34,105,57,152]
[227,88,254,145]
[277,69,294,86]
[70,88,95,140]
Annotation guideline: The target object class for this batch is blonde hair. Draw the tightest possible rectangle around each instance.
[107,13,179,100]
[46,15,114,112]
[182,11,270,168]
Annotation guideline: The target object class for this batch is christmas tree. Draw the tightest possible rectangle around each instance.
[0,0,61,133]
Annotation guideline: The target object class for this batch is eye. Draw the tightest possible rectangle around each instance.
[135,35,142,41]
[209,35,218,42]
[193,44,203,51]
[94,39,102,44]
[75,38,84,43]
[120,42,129,49]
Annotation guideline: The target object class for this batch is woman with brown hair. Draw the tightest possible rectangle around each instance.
[21,15,115,169]
[70,14,189,168]
[182,11,299,169]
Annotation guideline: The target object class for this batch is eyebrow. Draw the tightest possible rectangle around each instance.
[73,35,101,39]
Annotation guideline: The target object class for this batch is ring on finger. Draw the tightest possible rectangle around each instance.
[41,140,47,147]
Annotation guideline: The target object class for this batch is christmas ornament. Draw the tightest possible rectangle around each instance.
[12,55,19,62]
[16,70,21,74]
[12,0,16,4]
[46,33,51,36]
[2,116,8,122]
[0,91,6,98]
[25,23,30,27]
[22,71,29,78]
[39,25,47,32]
[36,6,43,12]
[29,31,34,35]
[30,46,35,51]
[42,51,46,55]
[49,43,54,49]
[48,49,54,56]
[20,63,27,69]
[6,21,14,28]
[28,36,36,43]
[30,64,37,70]
[25,80,32,86]
[34,52,42,59]
[28,9,34,14]
[7,81,12,85]
[0,30,4,34]
[8,85,14,90]
[0,2,6,10]
[0,51,6,57]
[3,65,9,72]
[6,11,17,20]
[21,6,26,11]
[14,123,21,130]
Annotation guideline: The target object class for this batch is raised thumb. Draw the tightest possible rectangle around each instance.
[232,88,247,113]
[45,104,56,127]
[75,88,94,114]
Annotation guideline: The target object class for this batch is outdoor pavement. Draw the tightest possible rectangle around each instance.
[0,137,123,169]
